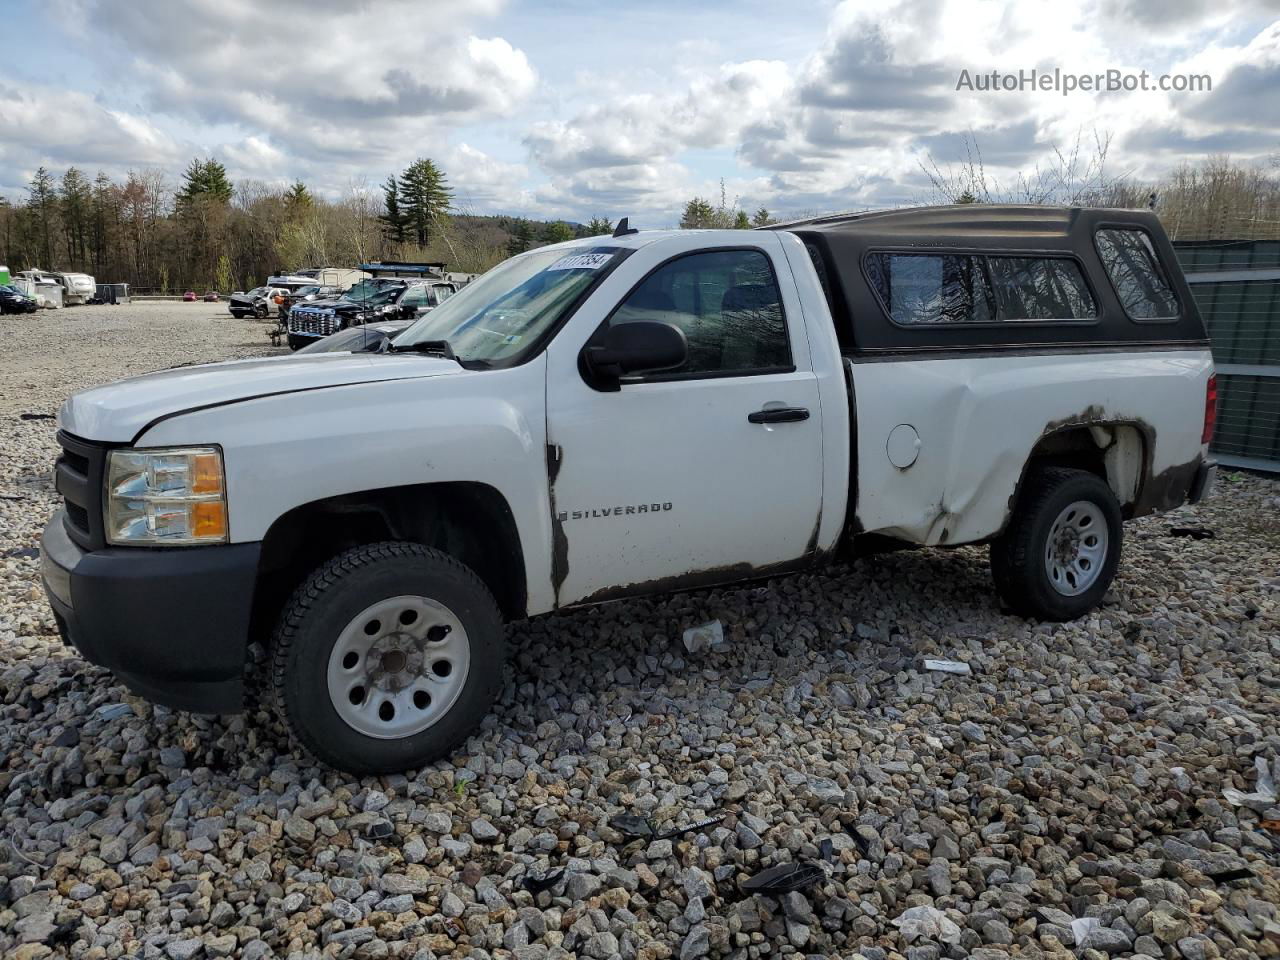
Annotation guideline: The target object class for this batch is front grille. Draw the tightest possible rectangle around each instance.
[56,431,109,550]
[289,310,339,337]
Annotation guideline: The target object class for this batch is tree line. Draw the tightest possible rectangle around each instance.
[0,157,615,292]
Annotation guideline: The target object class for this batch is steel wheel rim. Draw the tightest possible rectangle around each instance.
[326,595,470,739]
[1044,500,1108,597]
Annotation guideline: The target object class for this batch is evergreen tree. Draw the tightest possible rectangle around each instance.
[90,172,117,275]
[751,207,775,227]
[543,220,575,244]
[733,210,751,229]
[175,158,232,290]
[379,175,407,244]
[585,216,613,236]
[399,158,452,246]
[506,219,534,257]
[60,168,92,264]
[679,197,716,229]
[176,157,233,208]
[25,167,58,266]
[285,180,313,210]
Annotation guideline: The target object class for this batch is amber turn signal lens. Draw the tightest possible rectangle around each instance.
[191,501,228,540]
[191,452,223,494]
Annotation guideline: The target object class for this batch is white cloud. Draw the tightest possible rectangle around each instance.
[0,81,186,192]
[5,0,1280,220]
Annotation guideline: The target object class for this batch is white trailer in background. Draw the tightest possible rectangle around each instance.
[16,269,96,306]
[58,272,97,305]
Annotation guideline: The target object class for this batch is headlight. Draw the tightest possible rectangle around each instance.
[106,447,228,545]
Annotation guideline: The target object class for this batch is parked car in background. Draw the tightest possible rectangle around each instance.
[182,291,197,302]
[278,284,342,322]
[285,278,456,350]
[295,319,412,354]
[0,284,38,314]
[228,286,285,319]
[203,291,220,302]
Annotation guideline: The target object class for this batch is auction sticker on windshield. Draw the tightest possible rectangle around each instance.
[546,252,615,271]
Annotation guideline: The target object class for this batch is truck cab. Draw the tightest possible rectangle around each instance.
[41,206,1216,773]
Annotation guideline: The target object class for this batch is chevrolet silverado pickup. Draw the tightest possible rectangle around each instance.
[42,205,1217,773]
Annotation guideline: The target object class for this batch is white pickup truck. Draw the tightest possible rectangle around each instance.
[42,205,1217,773]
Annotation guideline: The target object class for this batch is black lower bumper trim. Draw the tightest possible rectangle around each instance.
[1189,459,1218,504]
[41,510,259,714]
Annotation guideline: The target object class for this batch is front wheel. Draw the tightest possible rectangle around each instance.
[254,304,268,319]
[990,467,1122,621]
[271,542,506,774]
[230,311,246,319]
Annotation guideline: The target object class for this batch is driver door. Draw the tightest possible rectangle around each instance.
[544,235,824,607]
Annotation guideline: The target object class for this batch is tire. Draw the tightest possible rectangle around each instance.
[230,311,246,319]
[254,304,268,319]
[287,334,310,351]
[990,467,1122,621]
[271,542,506,774]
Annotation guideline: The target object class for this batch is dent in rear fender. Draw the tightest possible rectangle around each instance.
[135,357,558,616]
[850,350,1213,545]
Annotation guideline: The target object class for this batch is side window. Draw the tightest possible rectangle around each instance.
[986,257,1096,320]
[866,253,994,324]
[1095,228,1179,320]
[608,249,790,375]
[400,287,427,308]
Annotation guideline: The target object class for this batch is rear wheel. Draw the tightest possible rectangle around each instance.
[991,467,1122,621]
[271,542,506,774]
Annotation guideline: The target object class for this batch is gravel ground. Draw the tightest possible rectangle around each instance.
[1,304,1278,960]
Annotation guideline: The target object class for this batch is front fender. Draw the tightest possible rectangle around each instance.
[135,356,555,615]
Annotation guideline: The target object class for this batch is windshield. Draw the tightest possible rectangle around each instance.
[344,279,400,302]
[349,286,400,307]
[295,285,320,297]
[395,247,622,362]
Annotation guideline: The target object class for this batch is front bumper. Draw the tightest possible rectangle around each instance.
[41,509,261,714]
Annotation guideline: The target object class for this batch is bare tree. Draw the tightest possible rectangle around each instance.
[919,128,1131,206]
[337,177,381,266]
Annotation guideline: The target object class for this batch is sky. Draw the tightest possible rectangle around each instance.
[2,0,1279,226]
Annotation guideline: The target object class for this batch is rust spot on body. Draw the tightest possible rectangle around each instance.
[547,443,568,605]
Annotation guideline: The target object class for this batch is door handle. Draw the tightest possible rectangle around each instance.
[748,406,810,424]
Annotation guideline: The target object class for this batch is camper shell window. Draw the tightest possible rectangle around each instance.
[773,205,1207,355]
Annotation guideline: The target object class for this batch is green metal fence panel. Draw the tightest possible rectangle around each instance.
[1176,240,1280,473]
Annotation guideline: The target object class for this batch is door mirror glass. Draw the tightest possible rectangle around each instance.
[586,320,687,384]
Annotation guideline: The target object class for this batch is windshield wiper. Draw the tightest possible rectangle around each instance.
[386,339,456,361]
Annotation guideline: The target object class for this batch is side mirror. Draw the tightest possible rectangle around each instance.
[584,320,687,388]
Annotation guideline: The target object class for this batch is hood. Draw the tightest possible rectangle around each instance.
[294,296,345,311]
[60,352,463,443]
[332,297,394,313]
